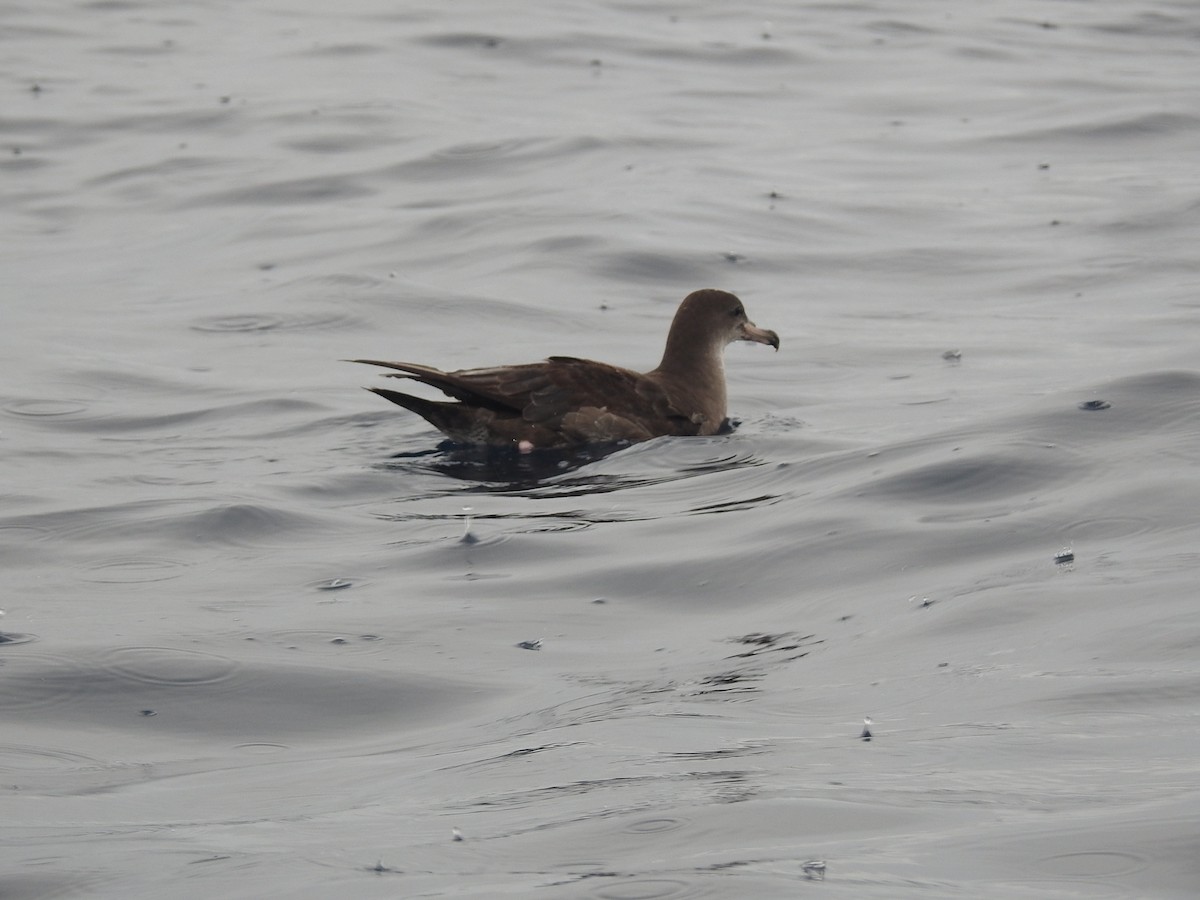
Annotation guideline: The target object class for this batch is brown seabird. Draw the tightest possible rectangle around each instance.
[354,288,779,449]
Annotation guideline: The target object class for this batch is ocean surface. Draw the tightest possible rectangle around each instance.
[3,1,1199,897]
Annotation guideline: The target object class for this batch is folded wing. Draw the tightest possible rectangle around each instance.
[353,356,698,445]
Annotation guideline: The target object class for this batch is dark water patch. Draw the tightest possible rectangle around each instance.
[1041,677,1200,714]
[592,250,719,284]
[416,31,508,50]
[0,632,37,646]
[95,42,178,56]
[0,115,72,138]
[1089,11,1200,40]
[867,19,938,37]
[992,111,1200,145]
[432,138,548,162]
[295,42,387,57]
[83,155,224,188]
[2,650,496,742]
[1094,196,1200,235]
[530,233,605,255]
[283,133,402,155]
[855,447,1074,506]
[0,875,112,900]
[952,42,1020,61]
[187,173,372,207]
[384,135,606,182]
[82,0,148,9]
[0,154,52,173]
[628,41,802,67]
[97,108,239,136]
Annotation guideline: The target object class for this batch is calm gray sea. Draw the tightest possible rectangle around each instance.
[3,1,1199,897]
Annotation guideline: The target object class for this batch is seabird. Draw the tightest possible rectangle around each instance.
[353,288,779,449]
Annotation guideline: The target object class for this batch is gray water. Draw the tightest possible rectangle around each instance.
[3,1,1200,897]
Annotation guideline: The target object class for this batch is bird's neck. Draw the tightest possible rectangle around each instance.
[653,341,727,427]
[656,335,723,378]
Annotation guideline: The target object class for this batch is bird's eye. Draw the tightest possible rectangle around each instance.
[730,305,744,318]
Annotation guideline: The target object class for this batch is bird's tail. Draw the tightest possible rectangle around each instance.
[365,387,474,439]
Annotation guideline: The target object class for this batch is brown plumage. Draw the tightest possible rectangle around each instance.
[353,289,779,449]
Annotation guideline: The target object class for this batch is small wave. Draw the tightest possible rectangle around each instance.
[190,311,359,332]
[177,503,322,547]
[383,135,606,182]
[857,450,1073,505]
[83,155,223,189]
[186,173,373,207]
[30,397,325,434]
[1,650,495,741]
[992,110,1200,145]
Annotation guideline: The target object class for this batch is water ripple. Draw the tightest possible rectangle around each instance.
[190,311,359,332]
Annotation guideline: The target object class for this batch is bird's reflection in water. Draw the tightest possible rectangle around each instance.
[386,439,631,489]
